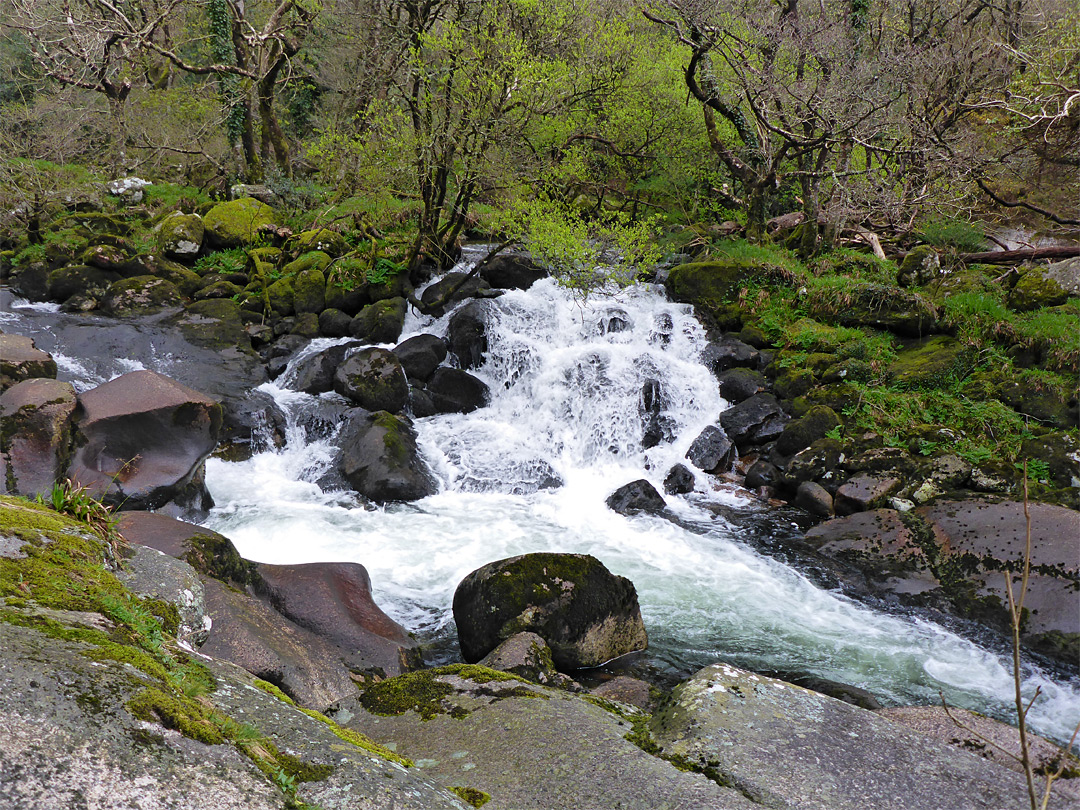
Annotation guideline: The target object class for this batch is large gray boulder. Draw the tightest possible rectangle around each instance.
[337,410,437,502]
[68,371,222,511]
[335,666,753,810]
[333,347,409,413]
[651,662,1037,810]
[0,378,77,497]
[453,552,648,669]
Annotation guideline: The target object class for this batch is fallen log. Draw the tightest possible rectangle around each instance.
[957,245,1080,264]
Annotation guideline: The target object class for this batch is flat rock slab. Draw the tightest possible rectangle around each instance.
[0,333,57,389]
[917,498,1080,576]
[334,670,754,810]
[652,662,1035,810]
[834,473,902,515]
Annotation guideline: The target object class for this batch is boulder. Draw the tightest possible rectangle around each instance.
[663,463,696,495]
[686,425,736,474]
[289,342,361,395]
[896,245,941,287]
[424,367,490,414]
[453,552,648,668]
[640,378,673,449]
[333,347,409,413]
[589,675,654,711]
[606,479,667,516]
[447,300,491,370]
[834,473,902,515]
[701,336,759,375]
[666,259,795,330]
[157,212,204,259]
[67,370,222,511]
[775,405,840,457]
[393,334,448,383]
[782,438,846,490]
[716,367,767,403]
[337,666,750,810]
[8,260,50,301]
[120,254,202,296]
[47,264,120,303]
[888,336,972,389]
[265,276,294,316]
[651,662,1034,810]
[744,460,780,490]
[1009,266,1071,311]
[0,379,77,497]
[337,410,437,502]
[100,275,183,315]
[0,335,57,391]
[808,282,937,337]
[349,297,407,344]
[420,272,492,317]
[1042,255,1080,296]
[719,393,788,450]
[479,252,547,290]
[318,307,353,337]
[795,480,834,517]
[288,228,350,258]
[477,631,564,686]
[117,544,210,646]
[193,279,243,301]
[293,267,326,314]
[203,198,276,249]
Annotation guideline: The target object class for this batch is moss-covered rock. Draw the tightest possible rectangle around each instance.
[290,312,321,338]
[337,410,438,502]
[776,405,841,456]
[293,267,326,314]
[80,243,131,271]
[176,298,251,352]
[101,276,183,315]
[666,259,797,330]
[367,268,413,304]
[287,229,349,258]
[265,276,295,316]
[349,297,406,344]
[807,282,937,337]
[887,336,973,389]
[896,245,940,287]
[1009,267,1070,312]
[157,212,204,260]
[282,250,332,277]
[203,198,276,249]
[452,552,648,669]
[47,264,120,303]
[194,279,243,301]
[121,254,202,297]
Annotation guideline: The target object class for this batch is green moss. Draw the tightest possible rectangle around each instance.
[253,678,298,706]
[127,687,226,745]
[448,786,492,807]
[358,665,527,721]
[183,532,259,586]
[203,198,276,248]
[276,751,334,783]
[298,707,413,767]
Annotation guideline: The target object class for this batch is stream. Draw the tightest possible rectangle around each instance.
[3,251,1078,745]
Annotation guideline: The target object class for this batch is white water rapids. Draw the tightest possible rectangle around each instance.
[4,260,1077,744]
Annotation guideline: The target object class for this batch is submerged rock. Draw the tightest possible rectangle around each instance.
[606,479,667,516]
[453,552,648,669]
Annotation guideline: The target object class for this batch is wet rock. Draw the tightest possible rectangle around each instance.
[767,671,883,710]
[68,370,222,511]
[215,388,287,461]
[834,473,902,515]
[795,481,834,517]
[651,662,1033,810]
[640,378,672,449]
[338,410,437,502]
[421,272,492,317]
[744,460,780,490]
[716,367,767,403]
[333,347,409,413]
[719,393,788,450]
[157,212,204,260]
[589,675,654,711]
[349,297,407,344]
[479,252,547,290]
[100,275,183,315]
[47,264,120,303]
[447,299,492,370]
[663,463,696,495]
[606,479,667,516]
[336,666,749,810]
[425,367,489,414]
[253,561,420,671]
[8,261,50,300]
[393,334,448,383]
[686,425,735,474]
[0,378,77,497]
[781,438,846,490]
[453,552,648,669]
[0,334,57,391]
[701,336,759,375]
[120,254,202,296]
[290,342,361,395]
[846,446,918,476]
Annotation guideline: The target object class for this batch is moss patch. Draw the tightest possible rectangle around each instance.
[448,786,492,807]
[358,664,528,721]
[298,707,413,767]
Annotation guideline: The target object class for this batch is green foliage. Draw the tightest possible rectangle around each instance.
[1016,458,1051,483]
[194,247,248,276]
[918,217,986,252]
[36,478,121,548]
[448,786,492,807]
[143,182,211,212]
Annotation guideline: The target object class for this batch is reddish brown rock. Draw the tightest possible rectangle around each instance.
[0,378,77,497]
[68,370,221,510]
[834,473,902,515]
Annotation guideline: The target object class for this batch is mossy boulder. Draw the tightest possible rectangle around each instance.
[65,211,135,237]
[775,405,841,456]
[896,245,940,287]
[452,552,648,669]
[965,369,1077,429]
[337,410,437,502]
[1008,267,1071,311]
[666,259,790,329]
[367,269,413,304]
[282,250,332,277]
[80,243,131,271]
[349,297,407,344]
[8,260,50,300]
[265,276,295,316]
[290,312,321,338]
[288,228,349,258]
[101,276,183,316]
[202,198,276,249]
[887,336,973,389]
[157,212,204,260]
[808,282,937,337]
[121,254,201,296]
[193,279,243,301]
[294,267,326,314]
[175,298,250,352]
[333,347,409,413]
[47,264,120,303]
